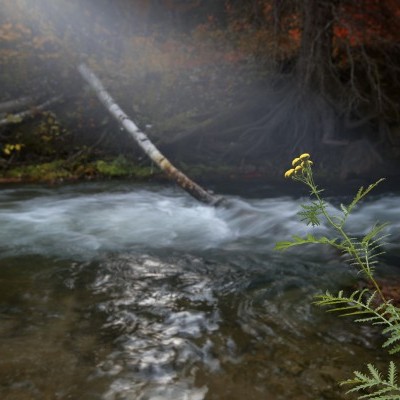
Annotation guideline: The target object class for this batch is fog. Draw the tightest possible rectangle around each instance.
[0,0,392,178]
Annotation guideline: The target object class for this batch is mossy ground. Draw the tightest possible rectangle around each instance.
[0,156,283,186]
[0,156,160,183]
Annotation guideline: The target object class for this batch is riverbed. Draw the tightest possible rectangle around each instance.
[0,181,399,399]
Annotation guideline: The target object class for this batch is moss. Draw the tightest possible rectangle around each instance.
[94,156,156,178]
[5,161,73,182]
[0,156,158,183]
[94,156,134,177]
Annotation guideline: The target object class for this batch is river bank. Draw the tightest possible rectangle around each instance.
[1,155,399,201]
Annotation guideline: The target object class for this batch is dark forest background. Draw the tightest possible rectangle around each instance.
[1,0,399,184]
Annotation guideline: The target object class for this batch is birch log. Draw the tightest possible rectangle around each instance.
[78,63,222,205]
[0,95,63,127]
[0,96,37,114]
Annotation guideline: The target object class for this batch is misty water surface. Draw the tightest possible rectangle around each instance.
[0,182,399,400]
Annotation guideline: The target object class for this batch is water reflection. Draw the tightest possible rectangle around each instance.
[0,183,399,399]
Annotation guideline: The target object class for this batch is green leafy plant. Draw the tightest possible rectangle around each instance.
[276,153,400,400]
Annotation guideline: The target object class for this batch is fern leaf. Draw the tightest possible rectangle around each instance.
[358,386,394,399]
[383,324,400,337]
[342,362,400,400]
[388,343,400,355]
[382,333,400,350]
[368,364,383,381]
[362,223,389,245]
[298,202,323,226]
[389,361,397,386]
[384,336,400,354]
[387,305,400,321]
[329,308,367,316]
[346,179,385,215]
[366,292,378,308]
[355,316,387,324]
[344,379,380,393]
[315,289,394,330]
[275,235,338,251]
[365,393,400,400]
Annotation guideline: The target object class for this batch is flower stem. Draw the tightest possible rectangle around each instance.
[303,167,387,304]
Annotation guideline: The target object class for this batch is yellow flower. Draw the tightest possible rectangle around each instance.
[294,165,302,173]
[292,157,301,167]
[284,168,295,178]
[299,153,310,160]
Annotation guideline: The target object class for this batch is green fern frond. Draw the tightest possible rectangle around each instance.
[341,362,400,400]
[388,362,397,385]
[360,388,399,400]
[340,203,349,216]
[346,179,385,215]
[298,201,324,226]
[368,364,383,381]
[347,186,365,213]
[362,224,389,245]
[387,343,400,355]
[382,321,400,354]
[274,234,339,251]
[382,335,400,350]
[365,292,378,308]
[337,179,385,228]
[316,299,400,355]
[341,234,387,278]
[386,305,400,321]
[355,317,388,325]
[314,290,393,327]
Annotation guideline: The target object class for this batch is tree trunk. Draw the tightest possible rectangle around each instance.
[296,0,337,93]
[78,63,222,205]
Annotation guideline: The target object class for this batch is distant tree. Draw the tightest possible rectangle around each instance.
[295,0,338,93]
[225,0,400,120]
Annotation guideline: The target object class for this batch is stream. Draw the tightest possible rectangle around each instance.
[0,181,399,400]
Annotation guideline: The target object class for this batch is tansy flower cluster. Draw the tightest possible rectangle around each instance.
[284,153,313,178]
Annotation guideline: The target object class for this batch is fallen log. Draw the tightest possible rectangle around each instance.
[78,63,222,205]
[0,95,37,114]
[0,95,64,127]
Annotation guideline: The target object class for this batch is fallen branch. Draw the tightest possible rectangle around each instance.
[0,95,38,114]
[78,63,222,205]
[0,95,64,127]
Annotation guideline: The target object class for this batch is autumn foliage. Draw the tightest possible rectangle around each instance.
[0,0,399,181]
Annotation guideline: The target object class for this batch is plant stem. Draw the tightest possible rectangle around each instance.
[304,168,387,303]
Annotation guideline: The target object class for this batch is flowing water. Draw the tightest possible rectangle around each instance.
[0,182,399,400]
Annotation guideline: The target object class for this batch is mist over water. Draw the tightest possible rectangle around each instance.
[0,182,398,260]
[1,182,399,400]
